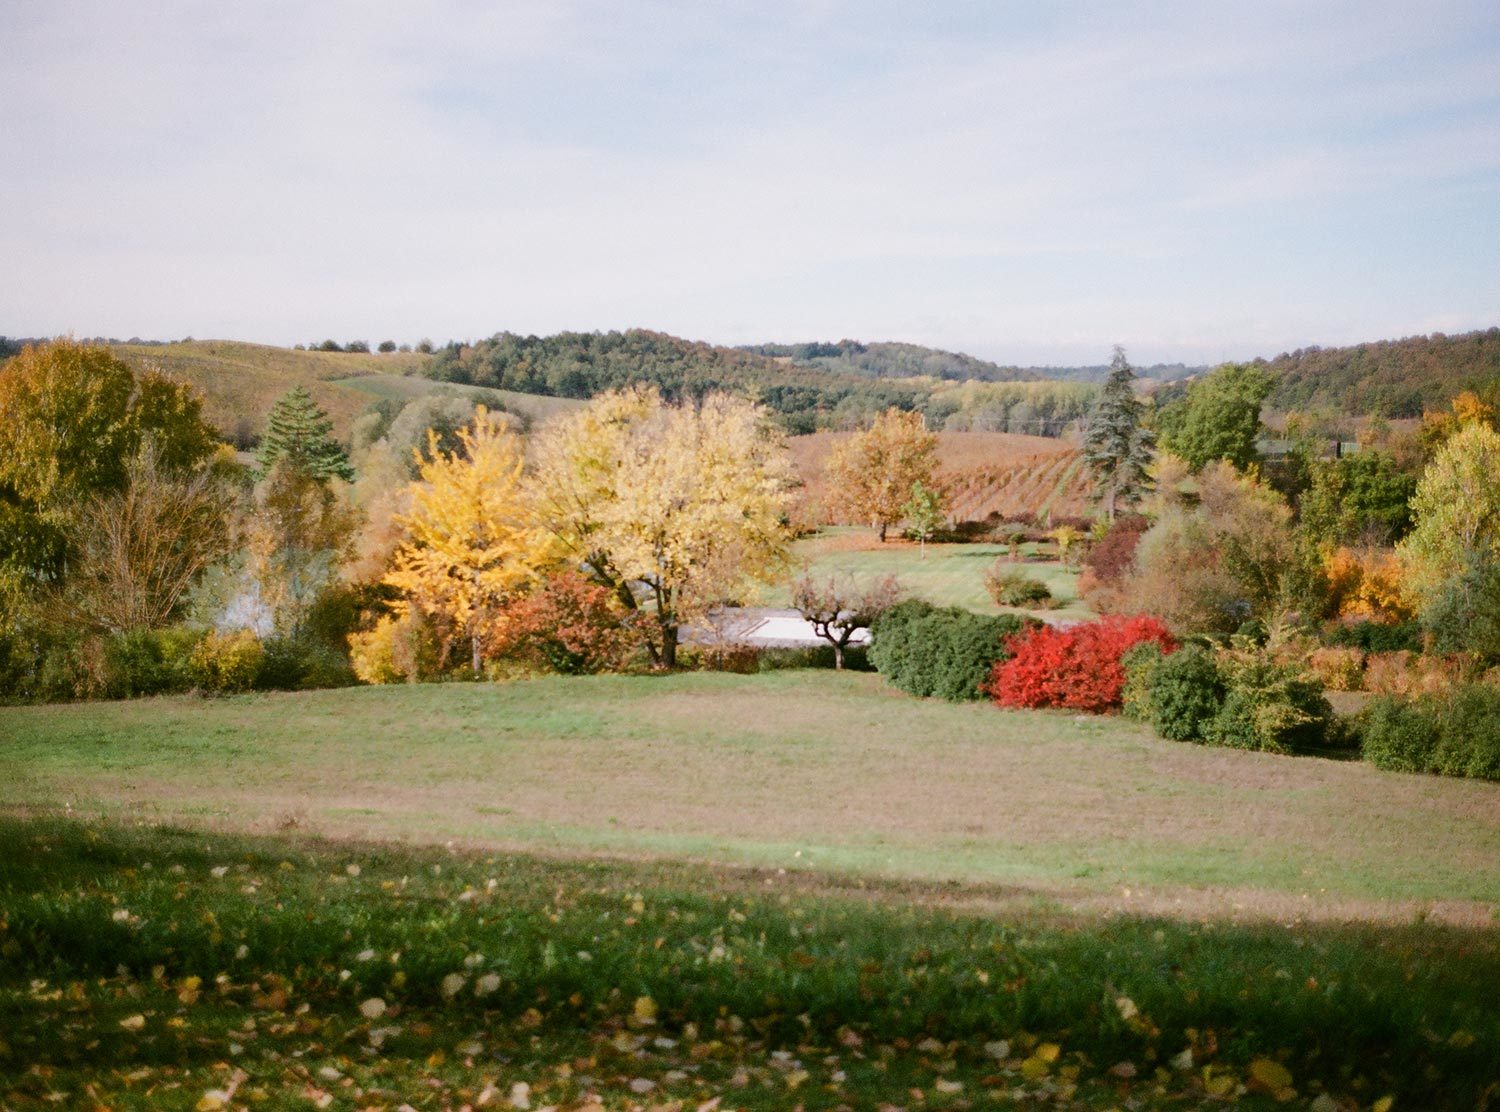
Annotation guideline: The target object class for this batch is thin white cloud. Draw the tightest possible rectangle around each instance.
[1,0,1497,363]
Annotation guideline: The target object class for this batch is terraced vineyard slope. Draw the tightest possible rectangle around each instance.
[789,430,1091,525]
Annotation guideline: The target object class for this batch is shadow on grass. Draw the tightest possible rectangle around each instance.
[1,815,1496,1108]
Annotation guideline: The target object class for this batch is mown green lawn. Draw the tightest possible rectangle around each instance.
[4,671,1496,914]
[763,529,1093,620]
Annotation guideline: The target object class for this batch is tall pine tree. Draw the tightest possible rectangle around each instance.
[1083,346,1154,520]
[255,386,354,481]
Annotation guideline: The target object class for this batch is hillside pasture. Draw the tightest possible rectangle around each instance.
[111,340,432,439]
[3,672,1495,919]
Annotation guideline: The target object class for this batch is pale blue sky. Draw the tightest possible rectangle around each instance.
[2,1,1497,364]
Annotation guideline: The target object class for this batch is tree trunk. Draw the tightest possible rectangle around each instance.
[471,630,482,677]
[660,626,678,669]
[878,521,888,542]
[833,643,845,670]
[1104,482,1117,522]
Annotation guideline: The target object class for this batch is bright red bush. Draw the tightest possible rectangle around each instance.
[987,615,1176,713]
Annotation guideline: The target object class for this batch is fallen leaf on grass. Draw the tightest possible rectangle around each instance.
[1248,1057,1293,1092]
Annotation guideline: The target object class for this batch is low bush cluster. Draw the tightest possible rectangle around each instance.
[1306,646,1366,691]
[1124,641,1339,754]
[1361,684,1500,780]
[0,622,360,704]
[678,643,871,673]
[984,564,1053,607]
[988,615,1175,712]
[1362,650,1476,697]
[1323,620,1422,654]
[870,601,1035,700]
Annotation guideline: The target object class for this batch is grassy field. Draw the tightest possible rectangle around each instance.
[4,672,1495,916]
[770,529,1093,620]
[4,675,1499,1107]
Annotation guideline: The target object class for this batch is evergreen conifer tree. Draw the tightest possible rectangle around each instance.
[1083,346,1154,520]
[255,386,354,481]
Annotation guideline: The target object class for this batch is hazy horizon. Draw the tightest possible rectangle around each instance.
[3,1,1498,366]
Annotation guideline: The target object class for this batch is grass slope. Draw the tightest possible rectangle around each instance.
[111,341,433,439]
[3,673,1496,916]
[2,816,1495,1109]
[333,373,586,428]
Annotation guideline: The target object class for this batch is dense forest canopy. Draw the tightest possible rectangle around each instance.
[425,330,928,433]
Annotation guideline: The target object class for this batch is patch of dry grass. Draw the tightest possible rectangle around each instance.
[112,340,433,438]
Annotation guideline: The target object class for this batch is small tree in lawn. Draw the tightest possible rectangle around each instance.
[1083,346,1154,520]
[792,572,901,669]
[903,480,945,559]
[1050,524,1084,566]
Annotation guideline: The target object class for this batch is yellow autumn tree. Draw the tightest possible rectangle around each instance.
[377,408,551,676]
[824,408,939,541]
[530,387,794,667]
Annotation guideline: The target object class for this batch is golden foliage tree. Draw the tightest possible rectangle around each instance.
[1397,420,1500,607]
[824,408,938,541]
[381,407,550,674]
[531,387,794,667]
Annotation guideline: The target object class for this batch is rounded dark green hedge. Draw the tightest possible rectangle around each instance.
[869,601,1036,701]
[1362,685,1500,780]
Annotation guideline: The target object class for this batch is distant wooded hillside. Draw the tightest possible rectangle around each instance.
[425,330,927,433]
[740,340,1041,382]
[742,339,1201,386]
[1260,328,1500,417]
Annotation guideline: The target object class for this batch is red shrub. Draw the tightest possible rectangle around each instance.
[988,615,1176,713]
[489,572,637,674]
[1084,514,1151,583]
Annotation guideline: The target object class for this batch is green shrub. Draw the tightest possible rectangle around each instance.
[189,630,265,693]
[1364,686,1500,781]
[868,600,939,689]
[984,564,1053,607]
[1120,641,1166,721]
[1204,657,1334,755]
[1145,645,1225,741]
[257,635,357,691]
[103,628,201,698]
[1362,696,1444,774]
[1325,620,1422,654]
[870,602,1033,701]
